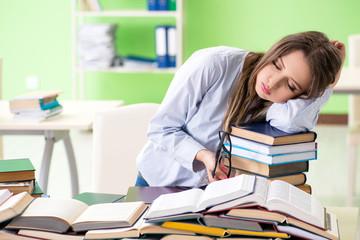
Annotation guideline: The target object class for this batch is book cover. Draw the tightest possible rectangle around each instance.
[230,122,317,145]
[0,159,35,182]
[73,192,125,206]
[228,134,317,155]
[161,221,289,238]
[230,145,317,165]
[31,181,44,198]
[125,186,186,204]
[226,155,309,177]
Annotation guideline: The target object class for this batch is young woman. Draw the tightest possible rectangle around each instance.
[136,31,346,188]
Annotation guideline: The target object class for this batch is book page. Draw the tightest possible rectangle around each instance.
[266,180,325,228]
[21,198,88,225]
[73,202,144,223]
[146,189,204,218]
[199,174,255,210]
[205,176,267,212]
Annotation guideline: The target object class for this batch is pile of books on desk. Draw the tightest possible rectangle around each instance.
[0,158,43,198]
[0,175,339,239]
[9,90,63,123]
[225,122,317,194]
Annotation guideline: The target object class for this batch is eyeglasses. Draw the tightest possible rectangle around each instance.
[211,131,232,179]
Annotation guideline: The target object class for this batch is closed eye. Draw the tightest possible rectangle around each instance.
[272,60,280,70]
[287,81,297,92]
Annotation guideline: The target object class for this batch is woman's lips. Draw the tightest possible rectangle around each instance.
[261,82,271,95]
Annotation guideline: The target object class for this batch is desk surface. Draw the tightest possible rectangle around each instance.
[0,100,124,130]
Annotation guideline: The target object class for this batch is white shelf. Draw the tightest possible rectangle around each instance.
[77,66,178,74]
[72,0,184,100]
[76,10,180,17]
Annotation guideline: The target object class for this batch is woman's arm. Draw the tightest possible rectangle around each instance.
[266,41,346,133]
[147,49,227,181]
[329,40,346,89]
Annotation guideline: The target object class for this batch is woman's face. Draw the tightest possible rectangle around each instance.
[255,50,312,103]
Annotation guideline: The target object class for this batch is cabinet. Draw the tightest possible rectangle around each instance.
[71,0,184,100]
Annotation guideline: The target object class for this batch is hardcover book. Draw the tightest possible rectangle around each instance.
[228,134,317,155]
[226,155,309,177]
[6,198,146,233]
[0,159,35,182]
[206,176,326,230]
[145,174,255,220]
[230,122,317,146]
[0,192,34,224]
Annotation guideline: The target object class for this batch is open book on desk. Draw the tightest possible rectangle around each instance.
[6,198,146,233]
[145,174,255,220]
[206,176,326,230]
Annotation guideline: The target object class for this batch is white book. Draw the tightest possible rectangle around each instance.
[207,176,326,230]
[145,174,256,220]
[231,146,317,165]
[228,135,317,155]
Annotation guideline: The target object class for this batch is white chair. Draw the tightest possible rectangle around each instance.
[92,103,160,194]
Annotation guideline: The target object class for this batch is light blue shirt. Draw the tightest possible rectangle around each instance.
[136,46,332,187]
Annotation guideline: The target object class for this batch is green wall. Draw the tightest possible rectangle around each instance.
[0,0,359,113]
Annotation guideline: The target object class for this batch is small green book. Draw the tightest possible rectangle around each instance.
[0,158,35,182]
[73,192,125,206]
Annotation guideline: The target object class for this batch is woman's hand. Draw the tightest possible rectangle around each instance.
[330,40,346,88]
[195,149,229,182]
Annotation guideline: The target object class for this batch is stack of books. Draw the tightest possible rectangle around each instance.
[139,175,339,240]
[9,90,63,123]
[0,158,43,198]
[226,122,317,194]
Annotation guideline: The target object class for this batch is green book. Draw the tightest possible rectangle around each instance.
[0,159,35,182]
[31,181,44,197]
[73,192,125,206]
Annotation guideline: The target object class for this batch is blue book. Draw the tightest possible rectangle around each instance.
[230,146,317,165]
[155,26,169,68]
[230,122,317,146]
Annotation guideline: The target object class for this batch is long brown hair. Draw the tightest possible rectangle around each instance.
[223,31,342,133]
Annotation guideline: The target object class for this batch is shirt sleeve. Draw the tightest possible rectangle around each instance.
[146,50,222,171]
[266,87,333,133]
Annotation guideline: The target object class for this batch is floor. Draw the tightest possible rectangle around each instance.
[2,124,360,237]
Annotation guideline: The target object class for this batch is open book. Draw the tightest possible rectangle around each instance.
[145,174,255,220]
[85,210,195,239]
[206,176,326,229]
[6,198,146,233]
[0,192,34,224]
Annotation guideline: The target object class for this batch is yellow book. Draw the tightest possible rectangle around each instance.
[161,221,290,238]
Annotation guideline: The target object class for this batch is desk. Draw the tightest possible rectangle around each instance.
[0,100,123,197]
[334,67,360,207]
[327,207,359,240]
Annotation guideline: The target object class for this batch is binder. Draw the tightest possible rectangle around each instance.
[147,0,158,11]
[167,26,177,67]
[158,0,168,10]
[168,0,176,11]
[155,26,168,68]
